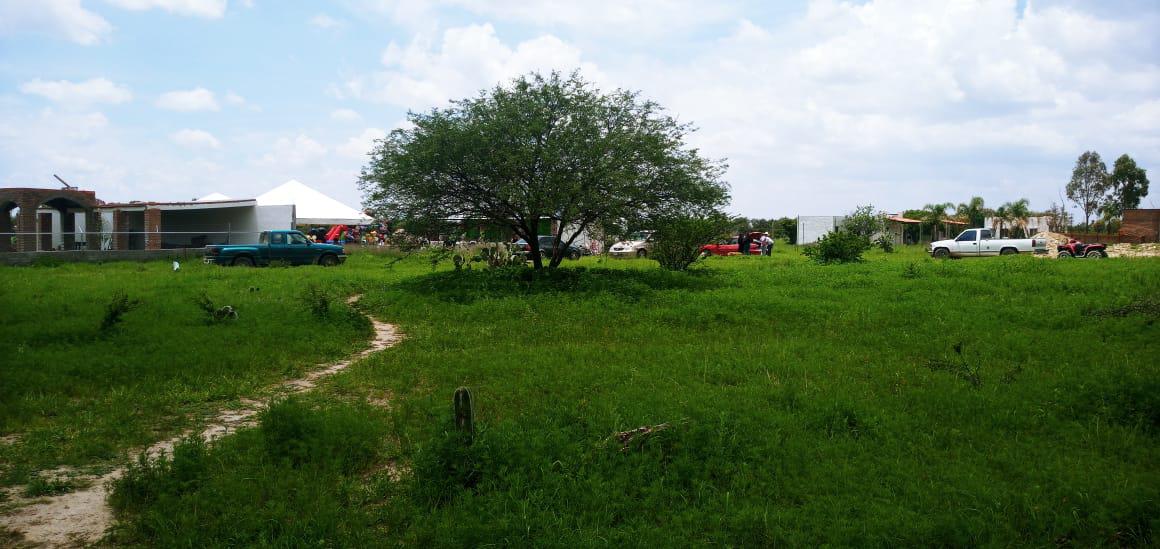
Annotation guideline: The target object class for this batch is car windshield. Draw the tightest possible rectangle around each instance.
[627,231,653,242]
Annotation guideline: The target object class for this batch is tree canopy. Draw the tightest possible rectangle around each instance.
[359,71,729,268]
[1067,151,1109,229]
[1103,154,1149,219]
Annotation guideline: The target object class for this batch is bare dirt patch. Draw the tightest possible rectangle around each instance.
[1,296,400,548]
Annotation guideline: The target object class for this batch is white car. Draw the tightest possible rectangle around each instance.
[930,228,1047,258]
[608,230,654,258]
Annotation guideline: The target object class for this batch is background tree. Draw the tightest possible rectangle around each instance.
[1101,154,1149,220]
[650,213,732,271]
[842,204,886,239]
[359,71,729,269]
[1002,198,1031,238]
[1066,151,1109,230]
[1044,202,1073,233]
[955,196,988,228]
[772,217,797,244]
[919,202,953,241]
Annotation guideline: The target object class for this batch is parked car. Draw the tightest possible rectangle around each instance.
[699,232,765,256]
[609,231,655,258]
[515,236,583,260]
[1057,239,1107,258]
[204,230,346,266]
[930,228,1047,258]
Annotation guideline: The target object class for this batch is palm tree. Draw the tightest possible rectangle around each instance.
[920,202,953,241]
[956,197,988,228]
[994,204,1010,237]
[1007,198,1031,238]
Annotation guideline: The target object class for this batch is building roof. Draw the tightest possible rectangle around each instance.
[99,198,256,211]
[256,179,372,225]
[886,215,922,223]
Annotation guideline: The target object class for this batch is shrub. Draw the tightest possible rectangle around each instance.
[100,290,140,331]
[875,234,895,253]
[650,213,731,271]
[802,229,871,264]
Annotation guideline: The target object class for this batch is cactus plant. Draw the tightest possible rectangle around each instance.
[453,386,474,443]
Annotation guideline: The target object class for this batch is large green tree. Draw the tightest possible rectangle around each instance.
[1066,151,1109,229]
[359,71,729,269]
[1102,154,1149,219]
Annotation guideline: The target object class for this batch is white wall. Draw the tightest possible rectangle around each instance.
[797,216,845,244]
[256,205,295,234]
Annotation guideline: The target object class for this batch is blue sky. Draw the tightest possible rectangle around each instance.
[1,0,1157,218]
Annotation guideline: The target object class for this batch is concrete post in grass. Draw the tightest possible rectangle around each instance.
[453,387,474,443]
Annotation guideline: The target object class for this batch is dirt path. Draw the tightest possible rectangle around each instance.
[2,296,400,548]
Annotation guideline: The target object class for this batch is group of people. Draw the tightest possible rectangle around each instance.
[737,231,775,256]
[305,223,391,246]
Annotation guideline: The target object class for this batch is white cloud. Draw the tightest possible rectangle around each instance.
[342,23,602,108]
[171,128,221,148]
[259,134,327,166]
[105,0,228,18]
[20,78,133,106]
[224,92,246,105]
[156,88,220,111]
[330,108,362,122]
[0,0,112,45]
[309,13,343,29]
[336,128,386,158]
[359,0,737,37]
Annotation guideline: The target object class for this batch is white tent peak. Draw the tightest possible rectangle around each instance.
[196,192,232,201]
[256,179,371,225]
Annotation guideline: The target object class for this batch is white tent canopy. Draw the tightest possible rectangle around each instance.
[196,192,232,201]
[256,179,372,225]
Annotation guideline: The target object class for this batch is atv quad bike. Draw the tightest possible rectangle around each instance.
[1057,239,1107,259]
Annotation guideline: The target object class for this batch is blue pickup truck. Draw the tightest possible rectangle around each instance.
[204,230,346,267]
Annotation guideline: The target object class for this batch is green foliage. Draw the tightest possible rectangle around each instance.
[108,399,389,546]
[802,229,872,264]
[650,213,731,271]
[358,70,729,269]
[1104,154,1150,219]
[100,290,140,332]
[955,196,988,229]
[842,204,886,239]
[772,217,798,244]
[875,234,895,253]
[1067,150,1110,228]
[22,474,75,497]
[6,249,1160,546]
[300,283,331,318]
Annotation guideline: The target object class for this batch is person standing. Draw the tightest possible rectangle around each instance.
[759,233,773,256]
[738,231,751,255]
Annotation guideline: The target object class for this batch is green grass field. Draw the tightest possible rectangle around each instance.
[2,247,1158,546]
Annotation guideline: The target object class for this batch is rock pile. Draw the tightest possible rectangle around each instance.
[1032,231,1069,259]
[1106,242,1160,258]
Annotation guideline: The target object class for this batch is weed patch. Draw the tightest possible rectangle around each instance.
[99,290,140,332]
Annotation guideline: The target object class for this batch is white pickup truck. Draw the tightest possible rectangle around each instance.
[930,228,1047,258]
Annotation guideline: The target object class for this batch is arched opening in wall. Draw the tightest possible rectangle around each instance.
[35,196,90,251]
[1,202,18,253]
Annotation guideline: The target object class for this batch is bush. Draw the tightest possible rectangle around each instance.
[802,229,871,264]
[843,204,886,239]
[100,290,140,331]
[650,214,731,271]
[875,234,895,253]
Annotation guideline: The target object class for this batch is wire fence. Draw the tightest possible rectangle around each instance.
[1,230,264,251]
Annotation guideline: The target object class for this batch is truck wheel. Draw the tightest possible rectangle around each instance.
[569,250,581,261]
[636,249,647,258]
[933,248,950,259]
[1085,250,1106,259]
[232,256,254,267]
[319,254,339,266]
[699,249,712,259]
[1057,251,1073,258]
[1000,248,1017,256]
